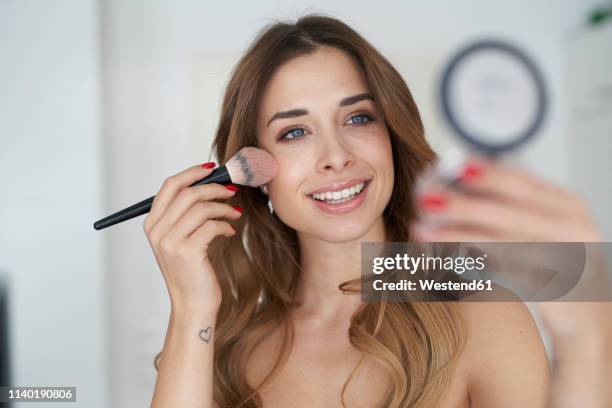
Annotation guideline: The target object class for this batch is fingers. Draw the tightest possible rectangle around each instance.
[144,163,217,232]
[188,219,236,254]
[151,183,238,239]
[414,157,599,242]
[418,189,563,241]
[166,201,242,240]
[456,158,581,217]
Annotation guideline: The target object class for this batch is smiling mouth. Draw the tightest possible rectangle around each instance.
[309,180,371,205]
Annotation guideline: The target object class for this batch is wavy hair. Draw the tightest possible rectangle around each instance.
[155,13,465,408]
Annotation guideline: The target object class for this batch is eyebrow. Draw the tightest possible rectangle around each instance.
[266,93,374,127]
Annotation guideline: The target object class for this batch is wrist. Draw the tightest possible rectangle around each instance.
[171,302,219,327]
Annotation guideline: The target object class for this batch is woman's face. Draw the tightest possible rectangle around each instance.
[257,46,394,242]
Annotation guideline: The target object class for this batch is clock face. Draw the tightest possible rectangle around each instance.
[441,41,547,153]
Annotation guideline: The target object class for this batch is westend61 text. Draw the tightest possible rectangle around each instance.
[373,279,493,291]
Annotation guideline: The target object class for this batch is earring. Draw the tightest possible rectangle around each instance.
[260,185,273,214]
[267,199,274,214]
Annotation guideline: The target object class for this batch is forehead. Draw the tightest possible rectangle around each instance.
[259,46,369,117]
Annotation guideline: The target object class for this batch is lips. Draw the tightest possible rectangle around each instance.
[308,179,371,215]
[307,178,371,196]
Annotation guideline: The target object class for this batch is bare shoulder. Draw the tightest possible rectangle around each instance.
[454,300,550,408]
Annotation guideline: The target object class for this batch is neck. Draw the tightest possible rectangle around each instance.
[294,216,387,321]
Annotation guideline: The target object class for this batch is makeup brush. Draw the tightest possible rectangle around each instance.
[93,147,278,230]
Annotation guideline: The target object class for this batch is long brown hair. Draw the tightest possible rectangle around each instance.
[156,13,465,407]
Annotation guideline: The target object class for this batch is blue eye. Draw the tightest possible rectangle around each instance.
[279,127,306,143]
[277,113,374,143]
[347,113,373,125]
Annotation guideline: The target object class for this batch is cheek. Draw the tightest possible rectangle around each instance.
[266,157,312,230]
[381,137,395,195]
[362,132,395,204]
[268,155,309,203]
[355,130,394,175]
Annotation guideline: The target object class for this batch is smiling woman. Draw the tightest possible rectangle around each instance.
[255,45,397,242]
[150,13,549,408]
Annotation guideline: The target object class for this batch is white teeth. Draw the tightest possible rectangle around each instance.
[311,181,367,202]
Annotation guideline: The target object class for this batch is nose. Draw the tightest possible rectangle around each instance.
[316,131,355,173]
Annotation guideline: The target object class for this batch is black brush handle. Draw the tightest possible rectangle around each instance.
[93,165,232,230]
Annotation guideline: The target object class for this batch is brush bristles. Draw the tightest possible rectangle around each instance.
[225,147,278,187]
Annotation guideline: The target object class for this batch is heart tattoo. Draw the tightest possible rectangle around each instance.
[199,326,213,343]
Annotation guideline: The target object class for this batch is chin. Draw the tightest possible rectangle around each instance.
[275,190,386,242]
[306,218,377,243]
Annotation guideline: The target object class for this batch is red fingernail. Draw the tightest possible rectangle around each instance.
[225,184,238,192]
[459,162,483,183]
[201,162,216,169]
[233,205,243,213]
[419,193,448,212]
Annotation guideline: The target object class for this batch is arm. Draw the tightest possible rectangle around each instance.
[549,330,612,408]
[151,305,219,407]
[460,301,550,408]
[412,154,610,407]
[541,302,612,408]
[141,163,241,407]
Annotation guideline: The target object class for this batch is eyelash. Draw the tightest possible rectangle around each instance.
[277,113,375,143]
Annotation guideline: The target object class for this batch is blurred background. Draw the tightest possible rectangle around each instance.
[0,0,611,406]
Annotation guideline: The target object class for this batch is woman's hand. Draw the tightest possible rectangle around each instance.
[411,157,602,242]
[143,162,243,315]
[411,156,610,334]
[412,157,612,407]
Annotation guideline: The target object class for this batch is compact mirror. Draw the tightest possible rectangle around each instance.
[439,39,548,155]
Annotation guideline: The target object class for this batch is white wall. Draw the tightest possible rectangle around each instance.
[0,0,107,407]
[568,22,612,238]
[98,0,605,406]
